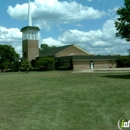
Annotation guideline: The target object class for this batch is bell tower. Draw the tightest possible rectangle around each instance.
[21,0,40,61]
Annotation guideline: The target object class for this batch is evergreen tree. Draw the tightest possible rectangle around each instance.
[20,59,32,73]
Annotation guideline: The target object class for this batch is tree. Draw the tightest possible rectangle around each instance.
[20,59,32,73]
[115,0,130,41]
[40,43,56,51]
[1,60,12,71]
[36,56,54,70]
[0,44,20,72]
[12,61,20,72]
[117,56,130,67]
[128,49,130,57]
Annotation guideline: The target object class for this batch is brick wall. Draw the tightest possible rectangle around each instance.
[55,45,90,57]
[73,60,116,70]
[22,40,39,61]
[94,60,116,68]
[73,61,90,70]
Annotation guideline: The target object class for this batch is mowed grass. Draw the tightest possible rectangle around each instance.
[0,71,130,130]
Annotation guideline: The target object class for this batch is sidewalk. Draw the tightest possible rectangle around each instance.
[72,68,130,73]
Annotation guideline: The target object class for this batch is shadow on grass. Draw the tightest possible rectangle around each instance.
[102,74,130,79]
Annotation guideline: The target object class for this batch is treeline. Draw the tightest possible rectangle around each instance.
[1,44,130,72]
[0,44,54,72]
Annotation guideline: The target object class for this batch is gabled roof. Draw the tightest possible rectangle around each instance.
[39,44,91,57]
[73,44,92,55]
[39,44,72,57]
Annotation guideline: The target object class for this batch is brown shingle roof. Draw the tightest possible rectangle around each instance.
[38,44,72,57]
[55,55,118,61]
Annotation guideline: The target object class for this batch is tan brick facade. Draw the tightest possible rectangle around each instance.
[73,61,90,70]
[22,40,39,61]
[55,45,90,57]
[94,60,116,68]
[73,60,116,70]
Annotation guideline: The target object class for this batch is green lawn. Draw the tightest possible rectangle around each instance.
[0,71,130,130]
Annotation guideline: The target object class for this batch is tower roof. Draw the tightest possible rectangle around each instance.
[21,26,40,32]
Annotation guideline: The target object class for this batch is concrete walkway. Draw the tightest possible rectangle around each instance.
[72,68,130,73]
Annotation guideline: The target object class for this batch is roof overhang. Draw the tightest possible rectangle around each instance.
[21,26,40,32]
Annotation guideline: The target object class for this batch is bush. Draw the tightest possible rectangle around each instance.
[36,56,54,71]
[20,59,32,73]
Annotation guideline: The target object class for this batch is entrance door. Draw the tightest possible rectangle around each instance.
[90,61,94,69]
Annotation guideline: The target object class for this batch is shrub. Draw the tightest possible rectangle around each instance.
[20,59,32,73]
[36,57,54,71]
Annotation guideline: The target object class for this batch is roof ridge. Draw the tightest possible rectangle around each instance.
[40,44,72,51]
[73,44,92,55]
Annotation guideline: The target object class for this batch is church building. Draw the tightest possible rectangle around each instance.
[20,0,118,70]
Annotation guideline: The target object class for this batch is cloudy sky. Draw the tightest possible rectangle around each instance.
[0,0,128,56]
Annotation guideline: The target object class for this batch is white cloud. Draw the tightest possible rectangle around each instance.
[7,3,28,20]
[0,18,129,56]
[107,7,118,18]
[0,26,22,56]
[42,19,129,55]
[58,29,103,45]
[41,37,63,47]
[0,27,21,42]
[7,0,106,29]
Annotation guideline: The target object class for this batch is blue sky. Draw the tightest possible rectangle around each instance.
[0,0,128,56]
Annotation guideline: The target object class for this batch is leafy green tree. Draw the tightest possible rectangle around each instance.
[36,56,54,70]
[40,43,56,51]
[115,0,130,41]
[12,61,20,72]
[20,59,32,73]
[1,60,12,72]
[0,44,20,72]
[117,56,130,67]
